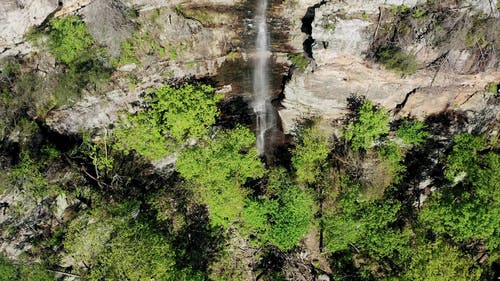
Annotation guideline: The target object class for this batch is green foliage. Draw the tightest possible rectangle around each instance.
[80,133,114,178]
[115,23,187,66]
[420,134,500,253]
[323,176,410,260]
[377,141,406,184]
[390,4,409,14]
[22,16,111,110]
[345,100,390,151]
[53,60,110,107]
[292,123,330,186]
[177,126,264,227]
[411,7,425,18]
[150,8,161,23]
[376,45,417,75]
[150,84,221,142]
[288,53,309,72]
[403,239,482,281]
[47,16,94,65]
[444,133,487,182]
[396,118,429,145]
[115,84,223,159]
[9,152,52,199]
[465,22,489,49]
[114,113,173,159]
[89,222,176,280]
[0,256,55,281]
[0,257,17,281]
[242,169,315,251]
[65,206,202,280]
[487,82,498,95]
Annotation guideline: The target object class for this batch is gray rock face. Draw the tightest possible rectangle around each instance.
[45,1,241,135]
[0,0,58,57]
[80,0,136,57]
[312,19,371,66]
[279,0,500,133]
[280,53,500,132]
[465,0,499,17]
[123,0,243,11]
[0,188,75,260]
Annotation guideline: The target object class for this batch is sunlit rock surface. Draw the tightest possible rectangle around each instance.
[279,0,500,133]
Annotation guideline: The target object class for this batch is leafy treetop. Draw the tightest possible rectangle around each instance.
[292,122,330,186]
[420,134,500,254]
[396,118,429,145]
[48,16,95,65]
[242,169,315,251]
[114,84,223,160]
[176,126,264,227]
[345,100,390,151]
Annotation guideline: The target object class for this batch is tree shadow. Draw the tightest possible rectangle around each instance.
[386,110,469,216]
[172,204,225,274]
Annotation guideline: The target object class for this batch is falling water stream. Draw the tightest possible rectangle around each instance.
[253,0,275,155]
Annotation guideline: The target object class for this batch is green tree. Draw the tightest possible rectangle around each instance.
[377,141,406,184]
[48,16,94,65]
[403,239,482,281]
[0,256,55,281]
[345,100,390,151]
[396,118,429,145]
[444,133,487,182]
[64,205,202,280]
[323,176,409,260]
[242,169,315,251]
[176,126,264,227]
[114,84,223,159]
[420,134,499,254]
[292,122,330,186]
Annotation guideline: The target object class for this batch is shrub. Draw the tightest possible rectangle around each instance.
[288,53,309,72]
[64,207,202,280]
[404,239,482,281]
[0,256,55,281]
[487,82,498,95]
[323,177,410,259]
[345,100,390,151]
[375,45,417,75]
[242,169,315,251]
[377,141,406,184]
[390,5,409,14]
[396,118,429,145]
[48,16,95,65]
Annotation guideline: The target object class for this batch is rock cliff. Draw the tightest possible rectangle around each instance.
[280,0,499,133]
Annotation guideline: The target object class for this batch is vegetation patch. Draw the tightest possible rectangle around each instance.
[288,53,310,72]
[114,83,223,159]
[396,118,429,145]
[375,44,418,75]
[344,100,390,151]
[487,82,499,95]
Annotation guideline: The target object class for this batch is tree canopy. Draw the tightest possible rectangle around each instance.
[48,16,95,65]
[176,126,264,227]
[242,169,315,251]
[114,84,223,159]
[344,100,390,151]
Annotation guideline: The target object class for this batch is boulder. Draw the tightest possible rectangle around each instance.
[80,0,136,57]
[0,0,59,58]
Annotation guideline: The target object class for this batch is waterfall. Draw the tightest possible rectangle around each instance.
[253,0,274,155]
